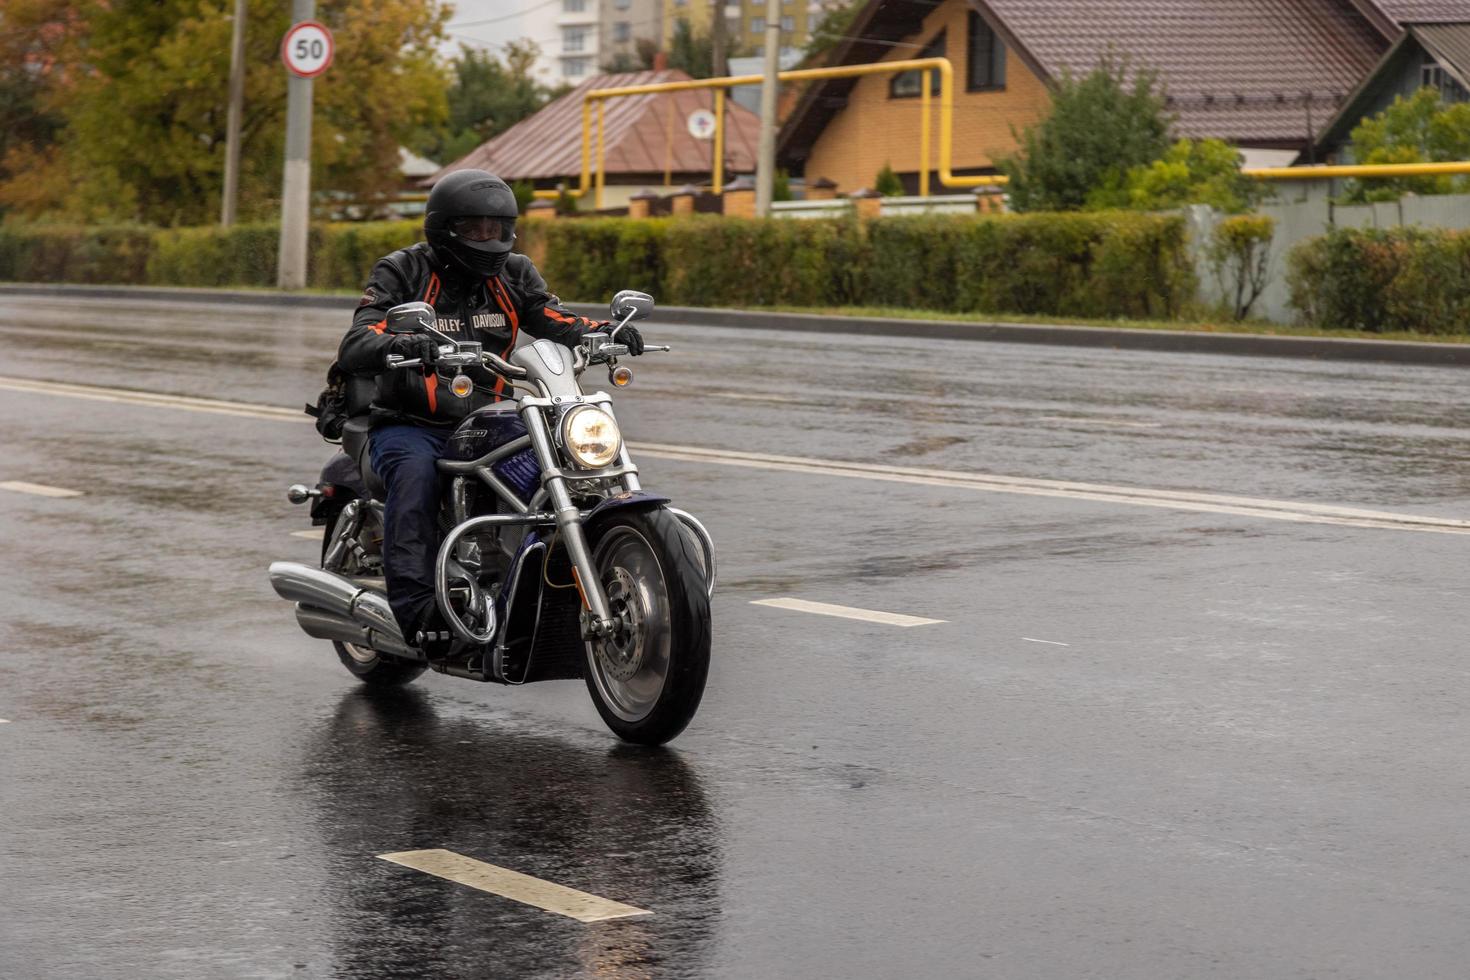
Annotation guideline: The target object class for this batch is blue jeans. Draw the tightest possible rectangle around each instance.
[369,424,451,635]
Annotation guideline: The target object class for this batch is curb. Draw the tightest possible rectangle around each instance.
[5,282,1467,367]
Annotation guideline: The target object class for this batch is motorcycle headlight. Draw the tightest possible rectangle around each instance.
[562,406,621,469]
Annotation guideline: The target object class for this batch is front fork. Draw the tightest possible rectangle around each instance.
[521,404,622,638]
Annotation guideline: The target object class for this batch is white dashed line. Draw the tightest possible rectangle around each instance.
[1021,637,1071,647]
[0,719,10,724]
[6,374,1469,535]
[378,849,651,923]
[752,597,946,627]
[0,480,82,498]
[290,528,325,539]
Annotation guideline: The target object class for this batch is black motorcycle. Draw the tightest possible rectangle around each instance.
[269,291,715,745]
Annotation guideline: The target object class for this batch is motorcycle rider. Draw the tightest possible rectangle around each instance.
[336,169,644,656]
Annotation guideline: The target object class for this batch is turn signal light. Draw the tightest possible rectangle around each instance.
[450,374,474,398]
[610,366,634,387]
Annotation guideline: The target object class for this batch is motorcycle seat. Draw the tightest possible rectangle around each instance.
[340,416,387,501]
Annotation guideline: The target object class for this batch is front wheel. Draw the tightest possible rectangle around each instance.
[584,509,711,745]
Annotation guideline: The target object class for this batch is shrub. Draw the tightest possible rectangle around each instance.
[875,163,904,197]
[0,211,1196,322]
[1123,138,1260,214]
[1208,214,1275,320]
[1287,226,1470,333]
[1340,87,1470,203]
[0,224,156,283]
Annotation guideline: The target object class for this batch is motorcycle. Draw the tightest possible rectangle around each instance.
[268,290,715,745]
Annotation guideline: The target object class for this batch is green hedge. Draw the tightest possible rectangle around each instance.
[0,212,1193,320]
[1287,226,1470,334]
[534,211,1194,319]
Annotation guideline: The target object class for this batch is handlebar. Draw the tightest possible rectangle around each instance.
[384,336,667,378]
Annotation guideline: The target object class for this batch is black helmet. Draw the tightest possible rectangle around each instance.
[424,169,518,278]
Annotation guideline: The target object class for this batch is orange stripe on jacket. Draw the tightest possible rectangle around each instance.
[422,272,441,307]
[424,371,438,413]
[487,277,520,400]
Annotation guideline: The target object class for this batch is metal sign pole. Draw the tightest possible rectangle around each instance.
[277,0,316,289]
[754,0,781,217]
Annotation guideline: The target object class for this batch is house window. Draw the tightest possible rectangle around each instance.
[1423,62,1468,102]
[752,16,765,33]
[563,26,586,52]
[614,0,630,7]
[563,57,590,77]
[967,13,1006,91]
[890,31,944,98]
[614,21,631,42]
[781,15,794,32]
[563,0,586,11]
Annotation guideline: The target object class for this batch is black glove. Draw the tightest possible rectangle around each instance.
[616,325,645,356]
[386,334,439,367]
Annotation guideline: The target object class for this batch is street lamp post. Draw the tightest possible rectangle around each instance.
[754,0,781,217]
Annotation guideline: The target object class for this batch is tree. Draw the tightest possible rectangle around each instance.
[1122,138,1260,214]
[602,38,660,75]
[874,162,903,196]
[1001,55,1173,212]
[667,19,714,79]
[415,40,565,165]
[1340,86,1470,203]
[802,0,861,65]
[0,0,82,220]
[0,0,450,226]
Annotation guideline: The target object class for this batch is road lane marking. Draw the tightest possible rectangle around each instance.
[378,849,651,923]
[1036,415,1164,429]
[0,376,310,423]
[0,719,10,724]
[4,375,1468,535]
[752,597,945,627]
[1021,637,1071,647]
[0,480,82,498]
[630,443,1470,536]
[290,528,325,539]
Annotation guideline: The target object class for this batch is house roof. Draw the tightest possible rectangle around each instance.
[1363,1,1470,26]
[1314,22,1470,148]
[1416,22,1470,85]
[431,70,762,185]
[780,0,1394,162]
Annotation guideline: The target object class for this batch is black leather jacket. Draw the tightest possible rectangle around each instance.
[338,243,603,428]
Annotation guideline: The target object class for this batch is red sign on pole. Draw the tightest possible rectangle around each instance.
[281,21,333,79]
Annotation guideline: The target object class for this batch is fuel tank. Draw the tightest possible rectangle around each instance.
[447,400,540,501]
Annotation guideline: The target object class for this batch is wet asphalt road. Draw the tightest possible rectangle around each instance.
[3,294,1470,979]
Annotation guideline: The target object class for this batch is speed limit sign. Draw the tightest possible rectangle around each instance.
[281,21,333,78]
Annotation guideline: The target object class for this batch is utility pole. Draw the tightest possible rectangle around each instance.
[277,0,317,289]
[710,0,727,78]
[220,0,247,226]
[754,0,781,216]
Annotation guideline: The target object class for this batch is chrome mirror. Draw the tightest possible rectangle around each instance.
[609,290,654,322]
[385,301,435,334]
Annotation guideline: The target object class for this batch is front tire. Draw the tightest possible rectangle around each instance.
[584,508,711,745]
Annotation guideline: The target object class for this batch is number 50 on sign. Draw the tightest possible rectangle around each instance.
[281,21,334,78]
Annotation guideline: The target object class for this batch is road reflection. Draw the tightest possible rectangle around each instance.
[298,687,722,979]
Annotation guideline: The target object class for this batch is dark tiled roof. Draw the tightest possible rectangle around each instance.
[1371,1,1470,24]
[1416,22,1470,83]
[780,0,1396,160]
[977,0,1388,143]
[432,70,762,184]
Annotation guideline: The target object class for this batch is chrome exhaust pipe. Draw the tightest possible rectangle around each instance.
[269,561,419,659]
[294,605,420,660]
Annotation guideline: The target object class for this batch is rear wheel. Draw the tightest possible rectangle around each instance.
[322,505,425,688]
[333,640,425,687]
[583,508,711,745]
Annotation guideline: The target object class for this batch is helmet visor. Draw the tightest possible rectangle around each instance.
[451,215,515,243]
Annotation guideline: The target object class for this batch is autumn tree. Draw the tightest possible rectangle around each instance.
[0,0,450,225]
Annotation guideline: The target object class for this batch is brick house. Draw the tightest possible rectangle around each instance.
[779,0,1446,194]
